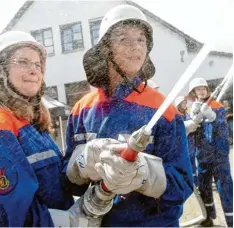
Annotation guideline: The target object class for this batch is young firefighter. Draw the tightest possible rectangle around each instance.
[64,5,193,227]
[0,31,114,227]
[188,77,233,227]
[174,96,199,185]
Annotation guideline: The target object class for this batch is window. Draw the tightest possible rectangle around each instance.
[44,86,58,100]
[65,81,90,107]
[89,19,102,46]
[60,22,84,52]
[31,28,54,56]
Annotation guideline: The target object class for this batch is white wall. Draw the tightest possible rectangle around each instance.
[178,53,233,96]
[12,0,122,102]
[10,0,232,102]
[146,16,190,95]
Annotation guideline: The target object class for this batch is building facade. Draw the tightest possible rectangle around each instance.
[3,0,232,105]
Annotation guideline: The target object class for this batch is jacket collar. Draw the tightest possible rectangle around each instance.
[101,76,142,99]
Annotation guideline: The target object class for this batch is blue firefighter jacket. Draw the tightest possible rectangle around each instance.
[0,108,74,227]
[64,77,193,227]
[195,100,230,163]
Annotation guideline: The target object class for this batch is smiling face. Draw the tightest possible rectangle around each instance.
[7,47,43,97]
[180,100,187,110]
[194,86,208,99]
[109,24,147,77]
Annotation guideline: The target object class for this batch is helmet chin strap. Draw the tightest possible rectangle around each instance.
[7,78,30,101]
[109,56,147,94]
[6,78,42,108]
[7,78,43,129]
[178,106,187,114]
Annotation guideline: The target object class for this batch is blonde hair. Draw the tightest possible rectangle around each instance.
[0,45,52,132]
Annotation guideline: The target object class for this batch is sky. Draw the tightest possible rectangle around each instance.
[134,0,233,53]
[0,0,233,52]
[0,0,26,32]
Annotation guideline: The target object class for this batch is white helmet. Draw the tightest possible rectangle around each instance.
[147,79,159,89]
[83,4,155,88]
[98,4,153,50]
[0,31,47,59]
[189,77,208,93]
[174,96,186,107]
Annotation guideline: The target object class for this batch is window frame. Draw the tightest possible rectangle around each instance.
[60,21,84,53]
[89,17,102,47]
[44,85,58,100]
[31,27,55,56]
[64,80,90,106]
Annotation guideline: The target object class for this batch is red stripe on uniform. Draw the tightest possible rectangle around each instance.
[124,83,178,122]
[72,89,106,116]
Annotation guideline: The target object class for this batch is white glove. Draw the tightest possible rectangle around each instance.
[191,101,202,115]
[190,101,204,124]
[184,120,200,135]
[66,138,120,185]
[190,112,203,124]
[95,144,167,198]
[136,152,167,198]
[200,103,216,122]
[95,143,147,194]
[49,185,113,227]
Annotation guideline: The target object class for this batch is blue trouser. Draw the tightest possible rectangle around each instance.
[228,120,233,144]
[198,160,233,227]
[229,120,233,132]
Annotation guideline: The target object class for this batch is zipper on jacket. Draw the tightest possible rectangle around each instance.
[155,198,161,214]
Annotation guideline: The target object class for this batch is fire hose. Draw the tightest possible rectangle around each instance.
[206,64,233,105]
[217,65,233,102]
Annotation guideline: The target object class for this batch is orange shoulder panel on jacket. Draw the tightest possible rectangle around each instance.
[210,100,223,109]
[0,108,28,136]
[72,89,106,116]
[125,83,178,122]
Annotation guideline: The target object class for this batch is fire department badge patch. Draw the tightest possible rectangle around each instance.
[0,158,18,195]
